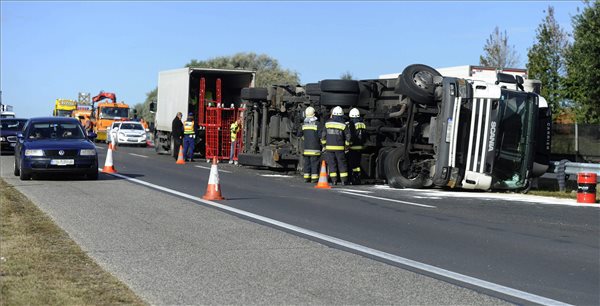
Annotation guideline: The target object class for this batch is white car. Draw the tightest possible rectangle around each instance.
[114,121,147,147]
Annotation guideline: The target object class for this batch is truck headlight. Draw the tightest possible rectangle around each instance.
[80,149,96,156]
[25,149,44,156]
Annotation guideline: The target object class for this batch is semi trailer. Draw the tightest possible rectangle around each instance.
[237,64,551,191]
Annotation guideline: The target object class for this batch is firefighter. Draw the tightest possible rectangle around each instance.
[183,113,196,162]
[348,108,366,185]
[298,106,321,183]
[321,106,351,185]
[229,118,241,165]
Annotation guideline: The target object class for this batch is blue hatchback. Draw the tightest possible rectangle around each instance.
[14,117,98,180]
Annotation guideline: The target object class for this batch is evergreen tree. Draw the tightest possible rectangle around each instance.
[526,6,569,118]
[564,1,600,123]
[340,71,354,80]
[479,26,520,68]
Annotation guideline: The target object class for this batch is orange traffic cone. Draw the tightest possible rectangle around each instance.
[176,145,185,164]
[203,157,225,200]
[111,137,117,151]
[102,143,117,173]
[315,160,331,189]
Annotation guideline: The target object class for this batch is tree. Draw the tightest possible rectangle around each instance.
[186,52,300,87]
[526,6,570,118]
[340,71,354,80]
[134,88,156,123]
[479,26,520,68]
[564,0,600,123]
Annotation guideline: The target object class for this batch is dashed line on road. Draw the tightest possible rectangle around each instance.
[339,191,436,208]
[260,174,294,178]
[128,153,148,158]
[194,165,232,173]
[101,170,571,306]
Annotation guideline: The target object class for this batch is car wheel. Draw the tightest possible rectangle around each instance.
[395,64,441,105]
[241,88,268,100]
[384,147,425,189]
[19,160,31,181]
[13,158,20,176]
[319,92,359,107]
[86,168,99,180]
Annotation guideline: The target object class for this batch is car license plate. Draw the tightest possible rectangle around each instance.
[128,138,136,142]
[51,159,74,166]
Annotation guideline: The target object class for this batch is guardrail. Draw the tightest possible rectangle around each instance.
[547,160,600,192]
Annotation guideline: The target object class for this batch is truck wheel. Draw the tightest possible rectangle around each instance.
[241,88,268,100]
[305,83,321,96]
[384,147,425,189]
[395,64,441,105]
[320,92,359,107]
[320,80,359,93]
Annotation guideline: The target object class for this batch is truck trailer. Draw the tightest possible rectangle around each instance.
[151,68,256,157]
[237,64,551,191]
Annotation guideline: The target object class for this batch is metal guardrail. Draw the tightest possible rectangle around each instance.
[548,160,600,176]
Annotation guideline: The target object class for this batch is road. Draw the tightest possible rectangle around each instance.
[3,144,599,305]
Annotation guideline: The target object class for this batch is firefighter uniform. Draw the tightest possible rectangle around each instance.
[321,110,351,185]
[183,114,195,161]
[348,117,366,184]
[299,117,322,183]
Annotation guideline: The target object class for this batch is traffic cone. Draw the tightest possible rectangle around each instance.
[110,136,117,151]
[176,145,185,164]
[203,157,225,200]
[102,143,117,173]
[315,160,331,189]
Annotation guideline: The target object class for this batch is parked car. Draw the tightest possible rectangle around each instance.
[14,117,98,180]
[1,118,28,154]
[113,121,147,147]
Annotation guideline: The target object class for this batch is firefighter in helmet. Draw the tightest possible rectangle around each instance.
[321,106,351,185]
[348,108,366,185]
[298,106,322,183]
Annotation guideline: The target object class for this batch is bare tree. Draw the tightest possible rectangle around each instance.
[479,26,520,68]
[340,71,354,80]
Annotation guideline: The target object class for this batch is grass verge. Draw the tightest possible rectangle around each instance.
[0,178,146,305]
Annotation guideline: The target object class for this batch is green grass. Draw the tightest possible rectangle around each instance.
[0,179,146,306]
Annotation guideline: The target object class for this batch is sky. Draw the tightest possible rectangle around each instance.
[1,1,585,118]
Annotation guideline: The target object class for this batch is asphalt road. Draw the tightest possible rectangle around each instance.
[3,144,599,305]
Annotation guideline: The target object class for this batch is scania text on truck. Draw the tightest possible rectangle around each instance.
[150,68,255,156]
[237,64,551,192]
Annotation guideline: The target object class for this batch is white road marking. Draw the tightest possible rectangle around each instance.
[335,188,373,194]
[129,153,148,158]
[100,169,570,306]
[413,196,442,200]
[339,191,436,208]
[95,146,104,150]
[260,174,294,178]
[194,165,232,173]
[372,185,599,207]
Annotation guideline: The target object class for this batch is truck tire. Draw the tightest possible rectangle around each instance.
[384,147,426,189]
[241,88,268,100]
[320,80,359,93]
[320,92,359,107]
[305,83,321,96]
[395,64,441,105]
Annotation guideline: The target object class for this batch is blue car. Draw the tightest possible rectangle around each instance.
[14,117,98,180]
[0,118,28,153]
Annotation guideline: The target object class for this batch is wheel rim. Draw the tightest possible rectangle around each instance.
[412,71,435,91]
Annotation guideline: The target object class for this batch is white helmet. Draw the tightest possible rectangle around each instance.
[331,106,343,116]
[305,106,315,118]
[349,108,360,118]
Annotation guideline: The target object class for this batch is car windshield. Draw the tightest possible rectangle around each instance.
[120,123,143,130]
[1,119,27,131]
[28,122,86,140]
[491,91,534,188]
[100,107,129,119]
[55,109,73,117]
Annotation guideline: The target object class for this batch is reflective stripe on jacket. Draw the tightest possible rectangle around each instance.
[350,119,366,150]
[321,116,351,151]
[230,121,240,141]
[184,121,195,135]
[301,119,321,155]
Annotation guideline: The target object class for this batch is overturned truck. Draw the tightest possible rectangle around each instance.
[238,64,551,191]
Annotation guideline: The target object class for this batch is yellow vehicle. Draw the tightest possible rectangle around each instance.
[91,92,130,141]
[53,99,77,117]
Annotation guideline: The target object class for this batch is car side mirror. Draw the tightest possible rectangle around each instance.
[87,131,97,140]
[16,132,23,139]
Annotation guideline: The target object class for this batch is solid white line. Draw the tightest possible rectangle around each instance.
[335,188,373,194]
[101,170,571,306]
[339,191,436,208]
[194,165,232,173]
[129,153,148,158]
